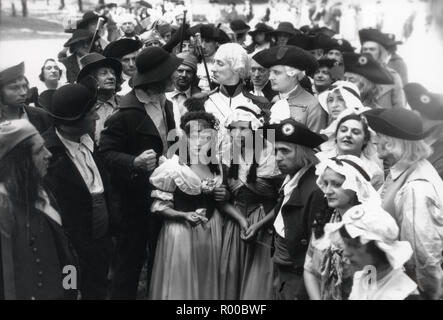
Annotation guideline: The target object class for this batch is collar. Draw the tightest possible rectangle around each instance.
[280,165,311,195]
[135,88,166,106]
[279,85,299,100]
[122,72,131,81]
[389,161,412,181]
[96,94,118,108]
[169,87,192,99]
[55,129,94,157]
[219,82,244,98]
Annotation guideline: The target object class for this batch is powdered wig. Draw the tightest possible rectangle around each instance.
[214,43,250,79]
[378,133,433,165]
[283,66,305,80]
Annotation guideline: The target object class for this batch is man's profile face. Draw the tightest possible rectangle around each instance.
[1,77,28,107]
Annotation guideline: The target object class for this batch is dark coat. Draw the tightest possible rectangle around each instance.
[388,52,408,85]
[0,191,78,300]
[42,127,117,250]
[99,90,176,220]
[274,166,321,268]
[60,54,80,84]
[261,80,278,103]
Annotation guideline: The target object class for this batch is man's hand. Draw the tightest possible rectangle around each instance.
[133,149,157,172]
[213,185,230,202]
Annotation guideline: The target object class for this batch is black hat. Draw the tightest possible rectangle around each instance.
[135,0,153,8]
[103,38,143,59]
[248,23,273,36]
[364,108,429,140]
[188,24,231,44]
[404,83,443,121]
[324,38,355,53]
[77,53,122,82]
[230,19,250,34]
[253,45,319,76]
[359,28,397,50]
[265,118,326,148]
[0,62,25,87]
[37,89,56,110]
[131,47,183,88]
[343,52,393,85]
[270,22,300,37]
[77,11,108,30]
[46,83,97,123]
[305,34,334,51]
[64,29,95,47]
[307,26,336,38]
[317,58,339,69]
[286,33,309,49]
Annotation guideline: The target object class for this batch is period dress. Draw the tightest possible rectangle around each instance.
[148,155,224,300]
[220,147,280,300]
[304,210,354,300]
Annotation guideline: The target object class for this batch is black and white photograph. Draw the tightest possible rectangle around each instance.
[0,0,442,306]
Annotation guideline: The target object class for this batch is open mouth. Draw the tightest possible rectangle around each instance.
[341,139,353,145]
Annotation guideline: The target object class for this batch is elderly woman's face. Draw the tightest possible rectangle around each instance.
[43,60,61,81]
[336,119,366,156]
[327,90,346,120]
[212,56,239,85]
[322,168,356,210]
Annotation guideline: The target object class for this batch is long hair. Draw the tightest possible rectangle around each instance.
[355,74,379,107]
[0,138,43,210]
[378,133,433,165]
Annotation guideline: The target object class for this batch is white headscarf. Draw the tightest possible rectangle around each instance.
[315,154,381,206]
[323,203,413,270]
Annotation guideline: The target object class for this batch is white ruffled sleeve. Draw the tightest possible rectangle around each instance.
[149,157,179,213]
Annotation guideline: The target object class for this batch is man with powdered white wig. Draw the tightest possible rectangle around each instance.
[253,45,327,133]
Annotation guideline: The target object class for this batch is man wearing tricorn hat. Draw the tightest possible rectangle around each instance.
[364,107,443,300]
[0,62,51,133]
[77,53,123,145]
[359,28,406,109]
[253,45,327,133]
[404,83,443,179]
[264,118,325,299]
[100,47,181,299]
[42,83,115,299]
[103,38,143,96]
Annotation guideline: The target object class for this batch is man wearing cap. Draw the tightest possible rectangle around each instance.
[99,47,180,299]
[404,83,443,179]
[246,23,274,56]
[313,58,343,96]
[117,13,140,41]
[165,52,201,131]
[249,58,278,103]
[323,38,355,64]
[188,24,231,91]
[42,83,115,299]
[103,38,143,96]
[77,53,123,145]
[0,62,51,133]
[359,28,407,109]
[270,22,300,47]
[364,108,443,300]
[265,118,325,300]
[230,19,250,47]
[253,45,327,133]
[61,29,95,83]
[0,119,79,300]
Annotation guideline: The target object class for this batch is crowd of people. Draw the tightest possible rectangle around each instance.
[0,1,443,301]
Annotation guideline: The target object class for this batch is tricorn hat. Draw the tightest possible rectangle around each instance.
[364,108,429,140]
[343,52,394,85]
[103,38,143,59]
[404,83,443,121]
[359,28,397,50]
[64,29,95,48]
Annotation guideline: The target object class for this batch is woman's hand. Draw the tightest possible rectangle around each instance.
[241,222,260,241]
[213,185,230,202]
[183,211,202,226]
[238,217,249,237]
